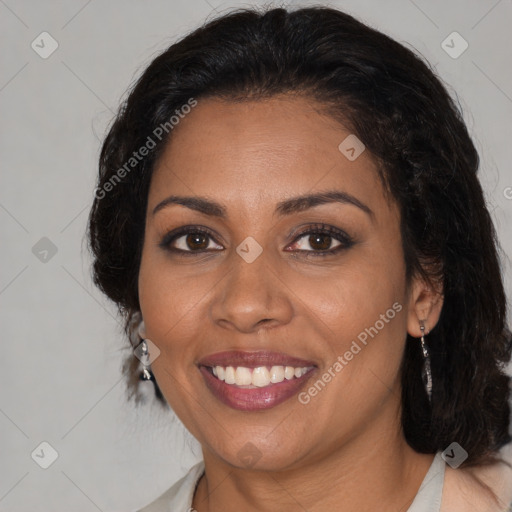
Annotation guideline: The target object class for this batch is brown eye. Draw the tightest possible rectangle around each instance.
[292,233,342,252]
[185,232,209,250]
[286,223,354,256]
[307,234,335,251]
[160,226,223,254]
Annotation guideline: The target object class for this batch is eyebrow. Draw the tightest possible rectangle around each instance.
[152,190,373,219]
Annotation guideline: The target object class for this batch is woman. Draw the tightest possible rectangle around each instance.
[87,6,512,511]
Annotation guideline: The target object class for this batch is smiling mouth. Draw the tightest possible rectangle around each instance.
[204,364,314,388]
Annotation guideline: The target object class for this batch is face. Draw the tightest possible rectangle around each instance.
[138,94,420,471]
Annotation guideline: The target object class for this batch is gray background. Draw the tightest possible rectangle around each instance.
[1,0,511,511]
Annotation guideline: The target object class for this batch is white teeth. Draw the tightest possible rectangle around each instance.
[284,366,295,380]
[270,365,285,383]
[252,367,271,387]
[210,364,311,387]
[225,366,236,384]
[235,366,252,386]
[215,366,225,381]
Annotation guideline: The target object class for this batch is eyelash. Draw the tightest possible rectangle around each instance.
[159,223,354,257]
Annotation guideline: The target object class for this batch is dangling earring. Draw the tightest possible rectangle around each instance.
[139,340,153,381]
[419,320,432,403]
[136,320,154,381]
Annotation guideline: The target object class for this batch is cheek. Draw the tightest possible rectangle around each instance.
[295,251,406,340]
[137,253,209,421]
[291,243,408,396]
[293,284,406,429]
[137,250,206,355]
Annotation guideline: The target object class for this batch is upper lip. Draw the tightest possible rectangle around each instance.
[198,350,317,368]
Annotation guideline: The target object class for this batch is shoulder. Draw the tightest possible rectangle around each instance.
[137,460,205,512]
[441,443,512,512]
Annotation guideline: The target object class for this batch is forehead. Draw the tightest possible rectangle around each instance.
[148,95,388,219]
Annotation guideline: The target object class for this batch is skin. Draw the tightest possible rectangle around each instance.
[442,452,512,511]
[138,94,446,511]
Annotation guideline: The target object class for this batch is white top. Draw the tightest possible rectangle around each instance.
[138,452,446,512]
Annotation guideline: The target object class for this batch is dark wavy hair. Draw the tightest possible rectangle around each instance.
[87,6,512,468]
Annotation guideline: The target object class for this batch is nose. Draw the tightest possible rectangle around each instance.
[210,248,293,334]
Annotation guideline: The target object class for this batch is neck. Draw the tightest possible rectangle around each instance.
[192,406,434,512]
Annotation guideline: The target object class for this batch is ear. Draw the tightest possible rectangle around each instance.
[407,275,444,337]
[138,319,147,339]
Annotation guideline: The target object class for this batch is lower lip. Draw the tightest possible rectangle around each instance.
[199,366,315,411]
